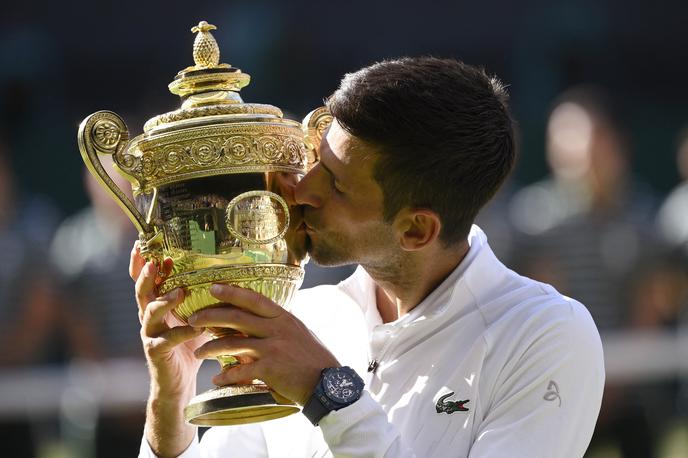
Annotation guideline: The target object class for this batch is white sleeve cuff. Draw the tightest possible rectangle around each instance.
[319,391,404,456]
[138,433,200,458]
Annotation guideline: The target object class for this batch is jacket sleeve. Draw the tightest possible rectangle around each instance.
[319,391,417,457]
[468,301,605,458]
[138,424,270,458]
[138,434,203,458]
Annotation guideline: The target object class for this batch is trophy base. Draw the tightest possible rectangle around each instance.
[184,383,300,426]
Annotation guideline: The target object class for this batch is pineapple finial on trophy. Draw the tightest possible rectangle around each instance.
[191,21,220,68]
[167,21,248,107]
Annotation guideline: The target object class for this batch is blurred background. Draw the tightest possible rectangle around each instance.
[1,0,687,456]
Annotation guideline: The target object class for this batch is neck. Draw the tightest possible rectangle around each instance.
[365,240,469,323]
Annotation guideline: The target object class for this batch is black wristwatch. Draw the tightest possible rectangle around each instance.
[302,366,365,426]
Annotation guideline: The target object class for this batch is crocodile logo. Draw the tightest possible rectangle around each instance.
[435,392,470,414]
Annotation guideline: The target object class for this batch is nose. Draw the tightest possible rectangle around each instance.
[272,172,300,207]
[294,163,330,208]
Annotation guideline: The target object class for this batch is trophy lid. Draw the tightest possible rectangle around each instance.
[117,21,308,194]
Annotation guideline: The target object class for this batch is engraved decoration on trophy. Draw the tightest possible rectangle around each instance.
[225,191,290,245]
[77,21,324,426]
[302,106,334,168]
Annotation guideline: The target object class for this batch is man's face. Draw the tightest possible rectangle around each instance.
[293,120,398,267]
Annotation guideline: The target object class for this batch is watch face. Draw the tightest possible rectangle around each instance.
[324,368,362,403]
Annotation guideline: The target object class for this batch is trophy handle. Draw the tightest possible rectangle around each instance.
[302,107,333,170]
[77,111,156,241]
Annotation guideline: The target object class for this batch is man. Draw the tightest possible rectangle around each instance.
[135,57,604,457]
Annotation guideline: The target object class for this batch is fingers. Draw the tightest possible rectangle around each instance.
[194,335,265,361]
[188,306,273,338]
[130,241,174,287]
[158,258,174,286]
[135,262,159,316]
[209,284,283,318]
[153,257,174,287]
[129,241,145,281]
[211,360,264,387]
[142,288,186,337]
[143,325,205,358]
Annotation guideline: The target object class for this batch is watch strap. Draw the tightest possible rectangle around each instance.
[302,385,331,426]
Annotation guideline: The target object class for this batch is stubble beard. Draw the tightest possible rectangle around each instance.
[306,229,356,267]
[306,222,402,276]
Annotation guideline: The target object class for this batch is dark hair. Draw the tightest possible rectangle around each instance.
[326,56,515,245]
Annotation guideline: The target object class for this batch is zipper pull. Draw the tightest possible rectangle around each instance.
[367,359,379,373]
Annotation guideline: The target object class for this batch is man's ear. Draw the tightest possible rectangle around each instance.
[393,208,442,251]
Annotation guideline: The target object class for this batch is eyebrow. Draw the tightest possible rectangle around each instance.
[318,156,336,178]
[318,142,339,179]
[319,147,354,193]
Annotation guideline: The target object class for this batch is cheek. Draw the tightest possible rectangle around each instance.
[317,187,385,234]
[328,196,371,225]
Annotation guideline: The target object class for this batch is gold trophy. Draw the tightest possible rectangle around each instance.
[77,21,330,426]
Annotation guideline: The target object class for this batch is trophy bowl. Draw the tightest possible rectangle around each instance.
[77,21,327,426]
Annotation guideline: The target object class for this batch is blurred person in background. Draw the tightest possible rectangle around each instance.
[657,127,688,254]
[509,87,677,457]
[50,156,144,457]
[628,254,688,331]
[510,85,660,330]
[0,137,93,457]
[650,128,688,456]
[50,157,141,360]
[622,252,688,458]
[0,139,84,360]
[510,85,657,238]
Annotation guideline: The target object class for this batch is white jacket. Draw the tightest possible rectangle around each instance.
[140,226,604,457]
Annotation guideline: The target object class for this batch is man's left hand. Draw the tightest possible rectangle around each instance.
[189,283,339,406]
